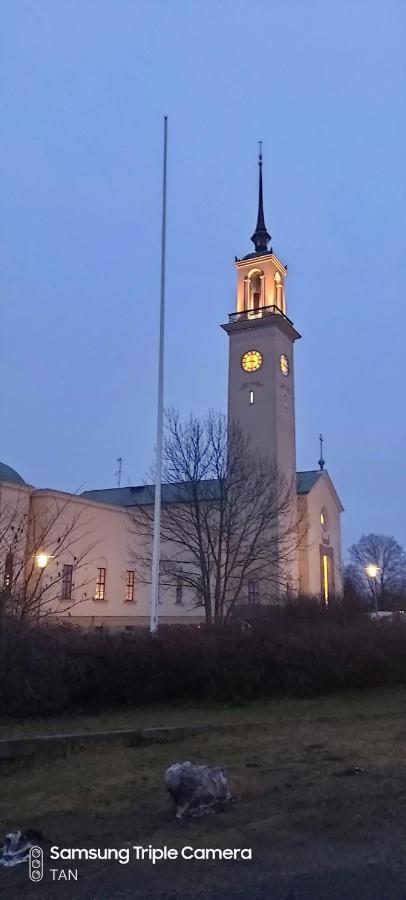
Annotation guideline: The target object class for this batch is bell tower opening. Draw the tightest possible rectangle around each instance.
[274,271,285,314]
[244,269,265,314]
[252,273,261,310]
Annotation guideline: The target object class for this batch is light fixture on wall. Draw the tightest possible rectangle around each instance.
[35,553,51,569]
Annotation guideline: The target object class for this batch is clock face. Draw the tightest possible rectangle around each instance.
[280,354,289,377]
[241,350,263,373]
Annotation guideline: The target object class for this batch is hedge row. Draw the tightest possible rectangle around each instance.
[1,610,406,717]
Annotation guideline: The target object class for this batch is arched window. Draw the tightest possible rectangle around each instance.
[274,271,285,314]
[251,273,261,310]
[245,269,264,314]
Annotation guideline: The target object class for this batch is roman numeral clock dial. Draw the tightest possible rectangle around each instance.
[241,350,262,372]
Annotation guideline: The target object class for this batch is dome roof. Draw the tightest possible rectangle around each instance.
[0,462,26,485]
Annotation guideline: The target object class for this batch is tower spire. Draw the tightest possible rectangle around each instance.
[251,142,271,254]
[318,433,325,471]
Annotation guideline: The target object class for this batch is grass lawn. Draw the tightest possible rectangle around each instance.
[2,684,406,738]
[2,686,406,898]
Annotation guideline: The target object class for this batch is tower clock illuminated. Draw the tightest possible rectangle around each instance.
[241,350,263,373]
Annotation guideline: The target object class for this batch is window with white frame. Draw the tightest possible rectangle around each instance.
[95,567,106,600]
[61,563,73,600]
[125,570,135,602]
[248,580,259,605]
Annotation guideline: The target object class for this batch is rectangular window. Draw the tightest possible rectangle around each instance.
[95,567,106,600]
[175,576,183,606]
[319,546,334,607]
[248,580,259,605]
[249,390,254,405]
[61,563,73,600]
[125,570,135,602]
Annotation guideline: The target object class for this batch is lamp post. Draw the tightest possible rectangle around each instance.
[365,564,380,615]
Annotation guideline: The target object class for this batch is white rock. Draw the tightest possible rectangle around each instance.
[165,761,232,819]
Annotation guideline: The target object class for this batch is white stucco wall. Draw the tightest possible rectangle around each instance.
[1,470,343,627]
[297,473,343,598]
[0,481,32,592]
[26,490,205,629]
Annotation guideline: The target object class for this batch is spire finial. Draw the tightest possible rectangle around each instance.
[318,434,325,471]
[250,142,271,254]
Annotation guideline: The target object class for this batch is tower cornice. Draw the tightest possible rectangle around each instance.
[235,253,287,275]
[221,312,301,342]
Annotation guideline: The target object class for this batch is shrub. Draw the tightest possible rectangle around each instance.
[1,611,406,718]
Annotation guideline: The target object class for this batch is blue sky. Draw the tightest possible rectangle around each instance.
[1,0,405,554]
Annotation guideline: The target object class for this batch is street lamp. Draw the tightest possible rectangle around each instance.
[365,564,380,615]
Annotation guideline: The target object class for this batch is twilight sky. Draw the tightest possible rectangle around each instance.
[1,0,405,555]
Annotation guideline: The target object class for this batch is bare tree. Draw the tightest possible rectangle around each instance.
[130,410,301,625]
[0,492,97,622]
[348,534,406,603]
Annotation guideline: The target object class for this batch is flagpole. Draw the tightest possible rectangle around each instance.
[150,116,168,634]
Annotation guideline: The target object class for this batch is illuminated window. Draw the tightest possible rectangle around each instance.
[322,554,329,605]
[3,551,13,591]
[248,580,259,605]
[125,570,135,602]
[249,390,254,405]
[61,564,73,600]
[95,567,106,600]
[175,576,183,605]
[320,507,329,531]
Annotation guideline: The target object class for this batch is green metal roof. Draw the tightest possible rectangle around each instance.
[0,462,26,486]
[82,472,323,509]
[296,471,322,495]
[81,479,220,508]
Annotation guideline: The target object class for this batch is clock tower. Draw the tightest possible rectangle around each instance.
[221,152,301,595]
[221,150,301,491]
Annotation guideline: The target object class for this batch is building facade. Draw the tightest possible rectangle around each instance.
[1,157,343,628]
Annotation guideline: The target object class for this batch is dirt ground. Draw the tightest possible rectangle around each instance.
[1,688,406,899]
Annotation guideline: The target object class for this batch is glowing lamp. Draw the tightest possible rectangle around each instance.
[365,564,379,579]
[36,553,50,569]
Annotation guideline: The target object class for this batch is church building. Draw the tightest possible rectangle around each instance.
[0,156,343,628]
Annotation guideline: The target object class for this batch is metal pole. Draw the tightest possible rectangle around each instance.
[150,116,168,634]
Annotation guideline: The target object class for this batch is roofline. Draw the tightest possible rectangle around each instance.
[0,480,32,493]
[235,252,287,274]
[30,473,344,514]
[299,469,344,512]
[31,487,130,515]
